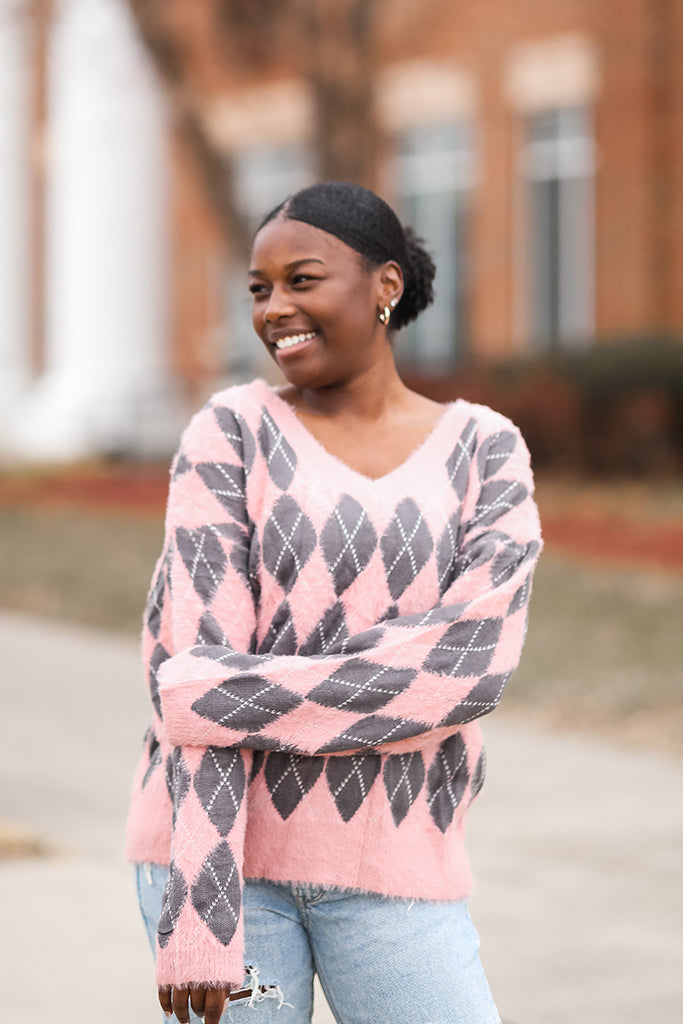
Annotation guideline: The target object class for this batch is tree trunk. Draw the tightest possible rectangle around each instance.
[299,0,380,189]
[127,0,381,248]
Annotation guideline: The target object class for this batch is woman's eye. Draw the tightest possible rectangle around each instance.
[248,283,267,296]
[292,274,315,286]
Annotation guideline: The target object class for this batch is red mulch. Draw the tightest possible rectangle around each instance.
[540,515,683,572]
[0,468,170,516]
[1,468,682,572]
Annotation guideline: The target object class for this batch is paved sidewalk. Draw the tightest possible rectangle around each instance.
[1,609,681,1024]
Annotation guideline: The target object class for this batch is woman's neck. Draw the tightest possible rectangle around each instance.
[280,358,414,424]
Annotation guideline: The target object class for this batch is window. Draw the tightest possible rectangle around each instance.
[523,107,594,349]
[393,122,474,371]
[226,145,313,379]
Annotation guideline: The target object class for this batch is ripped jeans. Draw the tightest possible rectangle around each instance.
[136,865,501,1024]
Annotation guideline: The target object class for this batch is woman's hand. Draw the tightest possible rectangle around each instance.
[158,984,232,1023]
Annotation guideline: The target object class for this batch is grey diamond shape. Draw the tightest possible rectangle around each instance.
[477,429,517,481]
[157,861,188,948]
[191,841,241,946]
[398,604,469,629]
[142,729,162,788]
[213,407,256,472]
[491,537,539,585]
[383,751,425,826]
[165,750,191,824]
[427,734,469,833]
[446,417,477,498]
[192,674,303,732]
[438,672,511,727]
[470,749,486,800]
[471,479,529,528]
[189,644,256,672]
[145,550,169,639]
[194,748,246,837]
[196,462,246,522]
[299,602,349,656]
[338,625,386,655]
[326,755,381,822]
[195,611,228,647]
[258,600,297,655]
[172,452,192,479]
[455,532,501,577]
[423,617,502,678]
[381,498,434,600]
[148,642,169,718]
[258,409,297,489]
[321,495,378,595]
[250,749,265,783]
[265,753,324,820]
[308,658,415,713]
[508,573,532,615]
[175,525,227,604]
[319,714,427,753]
[436,512,465,597]
[248,528,261,604]
[262,494,317,593]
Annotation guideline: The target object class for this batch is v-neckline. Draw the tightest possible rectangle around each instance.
[255,379,461,487]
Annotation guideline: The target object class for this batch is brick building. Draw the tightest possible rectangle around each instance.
[1,0,682,459]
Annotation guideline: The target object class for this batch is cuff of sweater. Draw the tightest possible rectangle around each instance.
[155,926,246,990]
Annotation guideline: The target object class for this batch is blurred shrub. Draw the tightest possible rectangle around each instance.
[406,337,683,476]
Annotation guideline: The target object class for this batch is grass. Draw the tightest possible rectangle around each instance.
[0,501,681,755]
[534,475,683,523]
[0,506,163,635]
[511,555,683,753]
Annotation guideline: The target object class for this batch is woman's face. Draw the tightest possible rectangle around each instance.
[248,216,392,389]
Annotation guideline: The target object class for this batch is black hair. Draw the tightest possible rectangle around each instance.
[256,181,436,330]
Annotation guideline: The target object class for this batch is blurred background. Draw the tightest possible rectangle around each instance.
[0,1,682,1022]
[1,0,682,740]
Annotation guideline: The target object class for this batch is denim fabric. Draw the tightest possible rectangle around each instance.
[136,864,500,1024]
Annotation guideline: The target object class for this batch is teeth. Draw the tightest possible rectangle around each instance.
[274,332,316,350]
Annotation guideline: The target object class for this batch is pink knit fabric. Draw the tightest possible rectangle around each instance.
[125,378,542,989]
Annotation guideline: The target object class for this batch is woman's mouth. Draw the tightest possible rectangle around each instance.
[273,331,317,352]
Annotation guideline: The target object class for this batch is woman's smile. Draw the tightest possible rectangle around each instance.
[273,331,317,351]
[268,329,319,355]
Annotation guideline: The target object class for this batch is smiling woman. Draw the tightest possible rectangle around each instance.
[125,182,542,1024]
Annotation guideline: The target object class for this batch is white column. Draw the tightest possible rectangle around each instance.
[0,0,31,426]
[11,0,179,460]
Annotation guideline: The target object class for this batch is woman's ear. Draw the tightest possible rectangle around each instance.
[377,261,404,310]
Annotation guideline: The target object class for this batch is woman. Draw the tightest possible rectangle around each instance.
[126,181,542,1024]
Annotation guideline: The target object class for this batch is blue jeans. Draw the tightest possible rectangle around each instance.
[136,864,500,1024]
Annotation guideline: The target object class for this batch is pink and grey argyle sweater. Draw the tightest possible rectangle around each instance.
[125,378,542,989]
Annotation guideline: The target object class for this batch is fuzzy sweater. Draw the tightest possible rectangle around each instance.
[125,378,542,989]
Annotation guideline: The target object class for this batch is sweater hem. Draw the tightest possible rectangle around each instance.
[241,873,473,904]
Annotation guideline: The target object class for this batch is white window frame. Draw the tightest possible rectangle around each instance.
[393,121,475,371]
[522,106,595,350]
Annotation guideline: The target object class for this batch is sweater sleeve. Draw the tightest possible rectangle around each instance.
[158,421,542,757]
[147,402,255,991]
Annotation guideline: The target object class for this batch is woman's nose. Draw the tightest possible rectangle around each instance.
[264,286,296,322]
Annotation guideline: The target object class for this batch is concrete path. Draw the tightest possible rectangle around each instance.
[1,609,681,1024]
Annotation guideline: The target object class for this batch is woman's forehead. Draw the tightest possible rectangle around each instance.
[250,216,361,269]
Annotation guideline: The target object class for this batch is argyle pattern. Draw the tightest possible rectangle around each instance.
[125,380,542,990]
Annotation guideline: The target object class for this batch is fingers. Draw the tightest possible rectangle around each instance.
[157,983,231,1023]
[173,987,191,1024]
[204,986,231,1024]
[158,986,173,1018]
[189,986,206,1017]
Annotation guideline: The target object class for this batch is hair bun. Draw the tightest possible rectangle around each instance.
[392,226,436,330]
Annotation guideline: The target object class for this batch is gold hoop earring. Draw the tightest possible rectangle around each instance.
[378,306,392,325]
